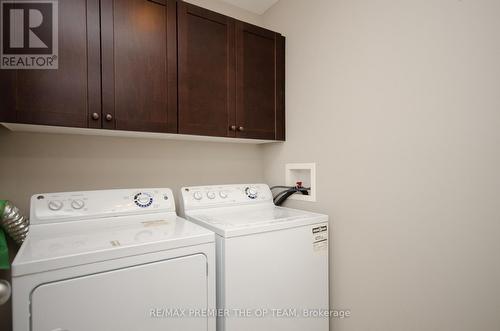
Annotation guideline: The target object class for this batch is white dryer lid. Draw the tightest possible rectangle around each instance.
[12,213,214,276]
[185,204,328,238]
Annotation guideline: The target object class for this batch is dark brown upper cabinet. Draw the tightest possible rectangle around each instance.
[0,0,284,141]
[177,2,236,138]
[236,22,285,141]
[100,0,177,133]
[0,0,101,128]
[178,3,285,141]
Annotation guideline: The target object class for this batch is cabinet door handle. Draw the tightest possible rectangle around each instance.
[91,113,100,120]
[238,126,245,132]
[105,114,113,121]
[229,125,237,131]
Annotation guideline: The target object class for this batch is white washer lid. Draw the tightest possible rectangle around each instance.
[185,204,328,238]
[12,213,214,276]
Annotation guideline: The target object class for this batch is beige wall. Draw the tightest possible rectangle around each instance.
[0,129,265,213]
[262,0,500,330]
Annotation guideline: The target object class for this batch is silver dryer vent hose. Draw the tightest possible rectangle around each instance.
[1,201,30,245]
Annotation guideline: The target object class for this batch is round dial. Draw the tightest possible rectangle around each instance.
[207,191,216,200]
[48,200,63,211]
[219,191,228,199]
[193,192,203,201]
[245,187,258,199]
[134,192,153,208]
[71,199,85,210]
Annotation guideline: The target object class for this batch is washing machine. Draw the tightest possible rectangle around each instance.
[12,188,216,331]
[180,184,329,331]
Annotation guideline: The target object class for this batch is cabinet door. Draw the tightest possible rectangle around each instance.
[236,22,285,140]
[0,0,101,128]
[101,0,177,133]
[178,2,236,137]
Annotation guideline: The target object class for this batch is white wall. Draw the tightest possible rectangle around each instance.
[262,0,500,330]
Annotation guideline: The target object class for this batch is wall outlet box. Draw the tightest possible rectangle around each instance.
[285,163,316,202]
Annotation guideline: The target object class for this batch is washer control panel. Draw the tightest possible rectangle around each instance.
[181,184,273,211]
[30,188,175,224]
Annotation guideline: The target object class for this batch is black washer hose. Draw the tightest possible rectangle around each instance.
[271,186,310,206]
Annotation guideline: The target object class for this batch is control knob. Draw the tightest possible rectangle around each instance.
[193,192,203,201]
[245,187,258,199]
[207,192,216,200]
[71,199,85,210]
[48,200,64,211]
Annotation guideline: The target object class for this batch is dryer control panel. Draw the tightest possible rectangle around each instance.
[181,184,273,211]
[30,188,176,224]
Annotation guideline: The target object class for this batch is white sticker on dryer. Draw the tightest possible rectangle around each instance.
[312,225,328,252]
